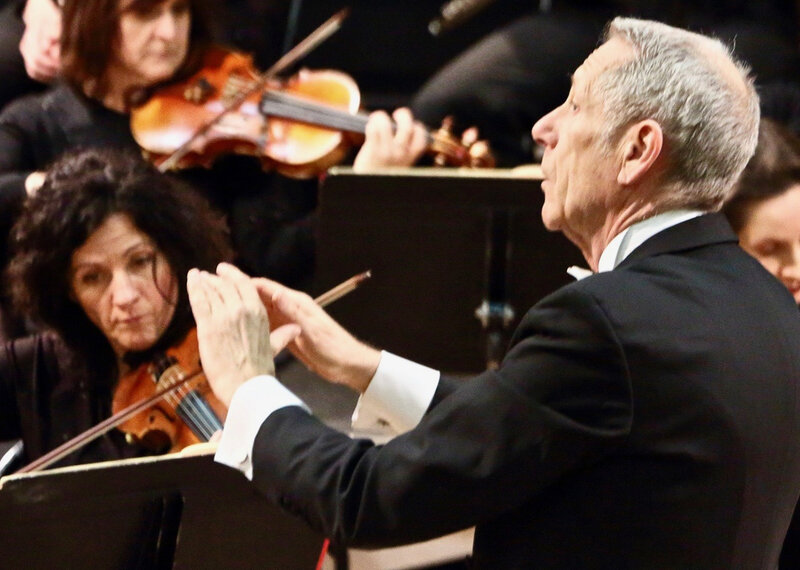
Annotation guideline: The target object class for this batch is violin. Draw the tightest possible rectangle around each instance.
[16,271,369,474]
[130,47,494,177]
[112,327,226,454]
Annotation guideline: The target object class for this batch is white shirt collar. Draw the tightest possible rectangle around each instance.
[596,209,705,273]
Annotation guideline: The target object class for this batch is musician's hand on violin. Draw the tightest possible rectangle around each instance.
[252,276,381,394]
[187,265,276,408]
[353,107,428,172]
[20,0,62,83]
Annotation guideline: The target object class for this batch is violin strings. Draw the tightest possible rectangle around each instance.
[181,384,222,438]
[261,90,466,153]
[171,376,221,439]
[173,388,219,441]
[179,392,219,440]
[176,380,220,438]
[159,366,222,442]
[261,90,371,134]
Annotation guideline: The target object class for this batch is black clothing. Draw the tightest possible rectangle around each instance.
[412,8,612,166]
[249,214,800,567]
[0,83,318,288]
[0,333,146,469]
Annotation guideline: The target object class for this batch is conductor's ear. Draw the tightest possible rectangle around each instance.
[617,119,663,186]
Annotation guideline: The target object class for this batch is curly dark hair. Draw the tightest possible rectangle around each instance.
[724,118,800,232]
[7,148,232,379]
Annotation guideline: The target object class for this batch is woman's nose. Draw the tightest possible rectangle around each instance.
[154,11,179,40]
[109,271,140,307]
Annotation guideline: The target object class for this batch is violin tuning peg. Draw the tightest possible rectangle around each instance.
[460,126,479,147]
[468,140,495,168]
[437,115,455,135]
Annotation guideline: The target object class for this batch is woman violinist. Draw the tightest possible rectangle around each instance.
[0,148,232,469]
[0,0,427,333]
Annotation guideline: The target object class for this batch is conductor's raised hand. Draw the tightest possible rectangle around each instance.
[250,273,381,394]
[187,265,295,407]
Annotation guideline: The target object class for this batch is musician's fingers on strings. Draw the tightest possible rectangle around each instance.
[365,110,393,147]
[392,107,428,166]
[392,107,415,148]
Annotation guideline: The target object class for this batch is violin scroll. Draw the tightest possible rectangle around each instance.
[430,116,495,168]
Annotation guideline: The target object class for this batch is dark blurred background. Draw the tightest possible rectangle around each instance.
[219,0,800,165]
[219,0,533,110]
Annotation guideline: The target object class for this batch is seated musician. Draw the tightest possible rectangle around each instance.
[724,118,800,306]
[0,148,231,470]
[721,117,800,566]
[0,0,428,327]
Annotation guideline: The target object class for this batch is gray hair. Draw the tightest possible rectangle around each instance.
[596,17,760,211]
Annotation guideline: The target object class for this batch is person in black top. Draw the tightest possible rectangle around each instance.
[0,0,427,298]
[0,147,231,469]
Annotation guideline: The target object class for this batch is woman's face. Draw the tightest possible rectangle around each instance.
[70,213,178,356]
[738,184,800,304]
[110,0,191,87]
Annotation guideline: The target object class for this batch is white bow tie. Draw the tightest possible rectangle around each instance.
[566,266,594,281]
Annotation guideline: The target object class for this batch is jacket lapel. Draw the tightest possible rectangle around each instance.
[617,212,738,269]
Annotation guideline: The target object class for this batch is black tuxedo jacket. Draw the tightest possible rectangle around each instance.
[250,213,800,568]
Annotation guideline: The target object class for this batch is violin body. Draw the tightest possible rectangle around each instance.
[131,47,361,178]
[112,328,227,454]
[132,46,494,176]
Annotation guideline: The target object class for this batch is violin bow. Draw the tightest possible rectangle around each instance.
[315,270,370,307]
[17,371,204,474]
[157,8,350,172]
[16,270,371,474]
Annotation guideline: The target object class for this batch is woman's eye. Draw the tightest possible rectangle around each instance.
[755,241,780,256]
[74,270,107,289]
[129,0,162,19]
[131,254,155,269]
[80,273,100,285]
[132,7,158,19]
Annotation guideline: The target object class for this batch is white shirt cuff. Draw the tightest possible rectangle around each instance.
[214,375,310,480]
[351,351,440,435]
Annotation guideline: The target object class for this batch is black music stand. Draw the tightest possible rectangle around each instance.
[315,167,583,374]
[0,452,326,569]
